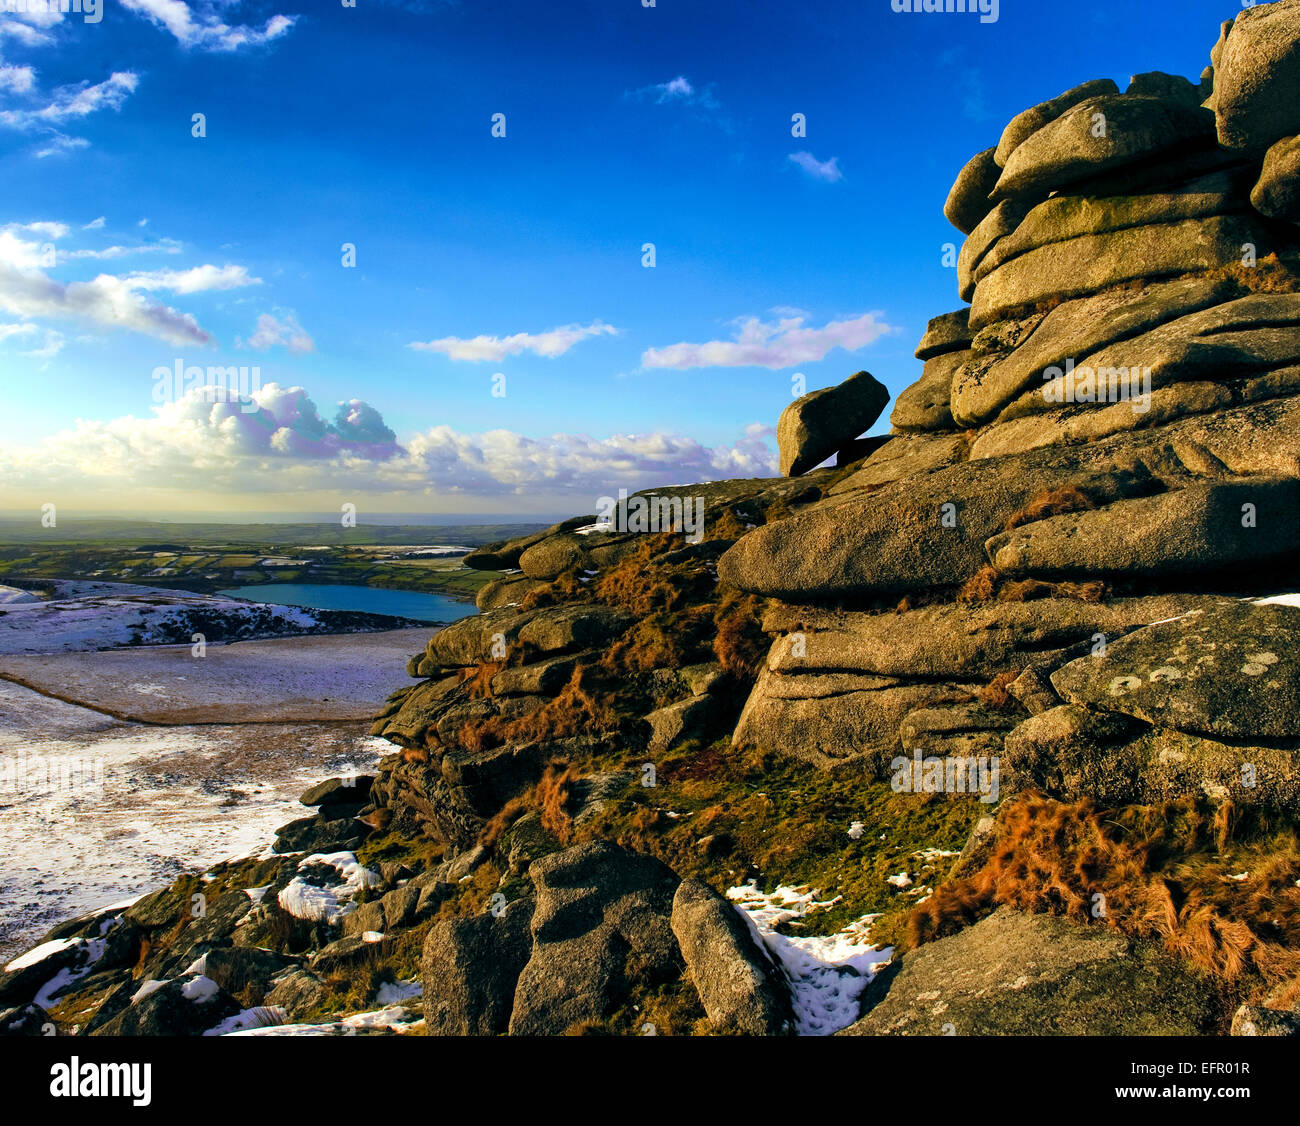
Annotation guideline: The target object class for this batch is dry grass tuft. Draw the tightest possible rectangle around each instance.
[908,793,1300,984]
[957,565,999,603]
[463,664,616,752]
[712,590,767,678]
[979,670,1022,711]
[457,661,503,700]
[1003,486,1097,531]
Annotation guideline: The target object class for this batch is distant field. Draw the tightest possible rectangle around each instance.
[0,518,548,547]
[0,522,544,599]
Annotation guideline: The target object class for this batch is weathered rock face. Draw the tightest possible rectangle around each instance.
[670,879,793,1035]
[722,22,1300,831]
[777,370,890,476]
[1253,133,1300,220]
[1050,601,1300,741]
[841,907,1219,1036]
[1214,0,1300,151]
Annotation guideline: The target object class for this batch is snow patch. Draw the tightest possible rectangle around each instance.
[727,882,892,1037]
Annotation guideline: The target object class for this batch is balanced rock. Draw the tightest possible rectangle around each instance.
[777,370,889,476]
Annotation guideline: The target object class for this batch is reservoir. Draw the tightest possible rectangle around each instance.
[218,583,477,624]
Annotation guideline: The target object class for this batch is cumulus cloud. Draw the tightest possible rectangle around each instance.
[83,217,106,230]
[0,382,777,499]
[410,320,618,362]
[642,311,895,370]
[788,151,843,183]
[119,1,297,52]
[243,310,315,353]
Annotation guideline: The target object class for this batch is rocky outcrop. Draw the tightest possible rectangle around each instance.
[11,9,1300,1044]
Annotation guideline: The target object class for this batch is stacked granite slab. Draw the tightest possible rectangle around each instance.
[724,3,1300,810]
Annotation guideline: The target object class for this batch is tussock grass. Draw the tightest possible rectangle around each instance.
[909,793,1300,991]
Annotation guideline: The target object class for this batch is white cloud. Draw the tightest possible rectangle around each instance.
[11,221,69,240]
[410,320,618,362]
[244,311,315,353]
[64,239,183,261]
[32,134,90,158]
[625,74,727,127]
[0,224,259,345]
[788,151,843,183]
[24,327,64,361]
[0,382,778,499]
[0,322,40,343]
[642,311,895,370]
[0,20,56,47]
[118,1,297,52]
[123,263,260,294]
[84,217,106,230]
[0,71,138,129]
[0,65,36,94]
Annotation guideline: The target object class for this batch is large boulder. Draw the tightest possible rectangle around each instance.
[508,842,682,1035]
[421,897,535,1035]
[973,168,1254,291]
[841,907,1219,1035]
[985,479,1300,580]
[777,371,890,477]
[997,293,1300,423]
[670,879,794,1035]
[969,212,1271,328]
[516,604,633,654]
[1214,0,1300,151]
[993,78,1121,167]
[1252,134,1300,220]
[991,95,1218,204]
[732,668,980,773]
[890,350,963,432]
[943,147,1001,234]
[760,594,1231,679]
[1002,704,1300,811]
[1049,601,1300,741]
[91,977,241,1037]
[719,442,1151,600]
[950,274,1235,427]
[914,308,972,360]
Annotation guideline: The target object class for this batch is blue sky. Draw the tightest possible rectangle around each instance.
[0,0,1244,518]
